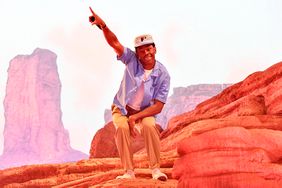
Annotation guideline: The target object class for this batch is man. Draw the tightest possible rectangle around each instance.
[89,7,170,181]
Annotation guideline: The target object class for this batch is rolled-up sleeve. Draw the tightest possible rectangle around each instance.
[154,74,170,104]
[117,47,136,65]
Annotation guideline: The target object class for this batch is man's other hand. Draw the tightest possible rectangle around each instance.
[128,115,138,138]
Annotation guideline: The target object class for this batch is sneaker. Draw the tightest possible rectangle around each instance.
[152,168,168,181]
[116,170,136,179]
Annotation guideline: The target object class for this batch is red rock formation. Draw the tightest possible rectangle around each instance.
[0,151,178,187]
[90,84,230,159]
[162,62,282,138]
[166,62,282,188]
[172,127,282,188]
[1,61,282,187]
[0,48,87,169]
[89,122,119,158]
[89,122,162,158]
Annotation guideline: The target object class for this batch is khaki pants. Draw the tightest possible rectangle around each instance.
[112,105,160,171]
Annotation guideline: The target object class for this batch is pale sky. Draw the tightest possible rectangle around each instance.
[0,0,281,154]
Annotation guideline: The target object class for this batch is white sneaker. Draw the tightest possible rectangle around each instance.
[152,168,167,181]
[116,170,136,179]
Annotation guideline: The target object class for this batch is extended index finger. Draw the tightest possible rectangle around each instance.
[89,6,95,15]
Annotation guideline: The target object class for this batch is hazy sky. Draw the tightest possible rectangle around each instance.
[0,0,281,154]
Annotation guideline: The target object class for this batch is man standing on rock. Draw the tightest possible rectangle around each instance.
[89,7,170,181]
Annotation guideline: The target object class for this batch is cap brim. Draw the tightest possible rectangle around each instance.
[135,41,154,47]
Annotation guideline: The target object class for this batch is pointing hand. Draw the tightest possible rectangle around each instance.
[89,7,106,30]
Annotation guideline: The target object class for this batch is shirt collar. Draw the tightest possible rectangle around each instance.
[137,60,160,77]
[151,61,160,77]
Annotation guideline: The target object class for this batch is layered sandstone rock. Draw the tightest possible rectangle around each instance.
[89,122,162,158]
[0,151,178,187]
[1,60,282,188]
[162,62,282,138]
[89,122,119,158]
[0,48,87,169]
[173,127,282,188]
[166,62,282,187]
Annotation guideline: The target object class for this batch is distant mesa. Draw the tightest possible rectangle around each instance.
[104,84,232,129]
[156,84,233,130]
[0,48,88,169]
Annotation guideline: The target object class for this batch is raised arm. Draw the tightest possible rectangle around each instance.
[89,7,124,57]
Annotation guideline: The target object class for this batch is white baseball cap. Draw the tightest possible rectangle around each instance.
[134,34,154,47]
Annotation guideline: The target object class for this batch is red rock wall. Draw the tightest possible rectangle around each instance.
[165,62,282,188]
[1,61,282,188]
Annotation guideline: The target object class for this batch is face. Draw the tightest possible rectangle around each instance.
[136,44,157,69]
